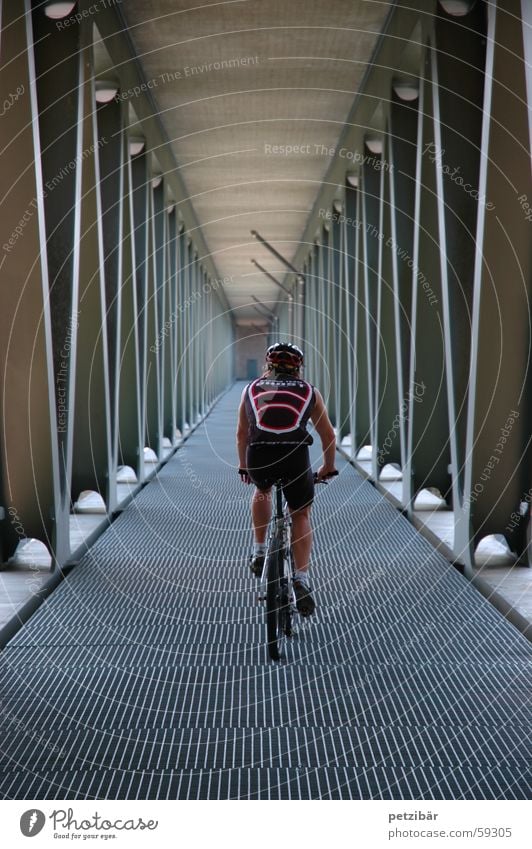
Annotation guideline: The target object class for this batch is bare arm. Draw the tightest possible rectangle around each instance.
[236,388,249,469]
[310,389,337,478]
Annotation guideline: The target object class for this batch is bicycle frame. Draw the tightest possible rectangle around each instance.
[259,471,338,661]
[261,481,296,661]
[260,483,294,583]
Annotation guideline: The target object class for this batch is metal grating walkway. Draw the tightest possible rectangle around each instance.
[0,383,531,800]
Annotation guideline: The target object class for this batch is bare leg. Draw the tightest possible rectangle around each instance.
[251,487,271,544]
[290,506,312,573]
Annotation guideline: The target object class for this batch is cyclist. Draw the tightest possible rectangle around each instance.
[236,342,337,616]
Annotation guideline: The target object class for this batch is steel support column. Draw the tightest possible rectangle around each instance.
[360,155,381,464]
[30,2,85,558]
[118,148,143,477]
[318,227,331,413]
[96,96,125,511]
[329,212,342,429]
[177,226,187,434]
[375,140,401,479]
[166,208,178,444]
[353,185,371,456]
[343,183,358,458]
[0,2,60,564]
[405,49,450,510]
[130,150,149,480]
[388,90,418,499]
[459,0,532,568]
[71,36,112,511]
[145,176,164,458]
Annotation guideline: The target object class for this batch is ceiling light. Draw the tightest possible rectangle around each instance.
[346,174,359,188]
[439,0,475,14]
[151,175,163,189]
[392,78,419,101]
[43,2,76,18]
[129,136,145,156]
[95,79,119,104]
[333,199,343,214]
[365,136,383,155]
[167,202,175,214]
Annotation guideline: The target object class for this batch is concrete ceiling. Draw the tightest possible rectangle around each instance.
[119,0,392,321]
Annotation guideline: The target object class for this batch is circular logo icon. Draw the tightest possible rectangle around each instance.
[20,810,46,837]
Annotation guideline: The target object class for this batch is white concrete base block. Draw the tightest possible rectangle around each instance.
[380,463,403,482]
[174,428,182,442]
[117,465,137,484]
[8,538,52,570]
[475,534,517,568]
[414,487,447,510]
[143,447,158,464]
[73,490,107,514]
[356,445,373,461]
[341,434,352,448]
[162,437,172,449]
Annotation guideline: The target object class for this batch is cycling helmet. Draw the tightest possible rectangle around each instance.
[265,342,304,372]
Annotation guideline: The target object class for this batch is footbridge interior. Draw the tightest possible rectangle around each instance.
[0,0,531,801]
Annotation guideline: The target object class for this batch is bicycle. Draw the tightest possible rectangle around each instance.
[258,470,338,661]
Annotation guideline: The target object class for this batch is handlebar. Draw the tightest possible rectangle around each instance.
[239,469,338,485]
[313,470,339,484]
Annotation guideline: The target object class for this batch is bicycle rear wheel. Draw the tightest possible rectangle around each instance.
[265,532,284,661]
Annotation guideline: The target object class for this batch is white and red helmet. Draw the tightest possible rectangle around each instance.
[265,342,304,372]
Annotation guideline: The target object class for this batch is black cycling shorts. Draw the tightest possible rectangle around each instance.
[246,444,314,511]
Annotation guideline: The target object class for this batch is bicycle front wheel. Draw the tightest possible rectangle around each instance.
[265,533,284,661]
